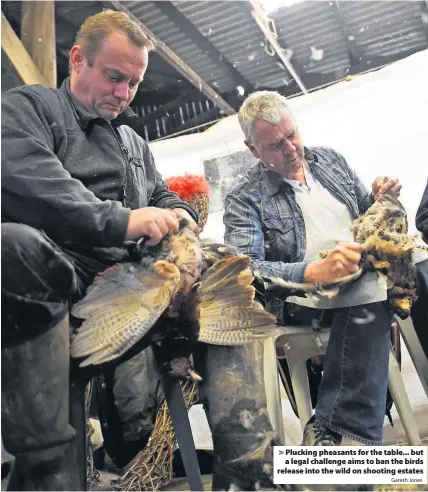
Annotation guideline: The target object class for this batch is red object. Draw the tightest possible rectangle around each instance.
[165,173,211,202]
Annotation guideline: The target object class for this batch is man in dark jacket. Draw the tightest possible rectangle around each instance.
[1,10,198,490]
[416,181,428,244]
[224,91,401,447]
[412,181,428,359]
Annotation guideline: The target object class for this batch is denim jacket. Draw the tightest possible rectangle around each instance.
[223,147,373,316]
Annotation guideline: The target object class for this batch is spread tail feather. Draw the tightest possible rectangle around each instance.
[197,256,277,345]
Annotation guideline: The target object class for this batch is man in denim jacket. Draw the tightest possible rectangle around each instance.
[224,91,401,446]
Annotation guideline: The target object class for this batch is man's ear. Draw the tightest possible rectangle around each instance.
[69,45,85,73]
[244,140,260,159]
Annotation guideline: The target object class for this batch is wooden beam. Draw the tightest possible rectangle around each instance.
[249,0,308,94]
[1,11,46,85]
[105,1,236,116]
[21,0,57,87]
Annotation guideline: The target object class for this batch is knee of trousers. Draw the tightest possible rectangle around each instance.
[2,223,77,301]
[2,224,77,340]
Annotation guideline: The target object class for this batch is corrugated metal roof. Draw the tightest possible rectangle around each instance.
[339,1,427,57]
[118,0,428,94]
[273,1,350,76]
[273,1,426,77]
[172,1,288,89]
[3,0,426,94]
[122,0,237,92]
[2,0,427,139]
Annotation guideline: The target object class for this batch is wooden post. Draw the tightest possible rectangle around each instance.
[1,11,45,85]
[21,0,57,87]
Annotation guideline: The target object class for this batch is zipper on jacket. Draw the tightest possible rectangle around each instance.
[106,123,130,207]
[120,145,143,168]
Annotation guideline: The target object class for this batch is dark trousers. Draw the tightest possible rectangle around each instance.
[412,259,428,359]
[282,302,391,444]
[1,223,119,344]
[1,223,106,490]
[2,223,281,490]
[1,223,156,465]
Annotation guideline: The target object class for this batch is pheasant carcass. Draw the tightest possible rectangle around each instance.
[261,188,427,319]
[70,220,277,376]
[350,190,426,318]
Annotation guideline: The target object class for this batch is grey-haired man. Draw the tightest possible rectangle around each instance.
[224,90,401,446]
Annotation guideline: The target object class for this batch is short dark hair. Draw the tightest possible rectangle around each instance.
[73,9,156,65]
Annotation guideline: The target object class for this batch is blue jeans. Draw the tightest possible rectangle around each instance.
[286,302,391,444]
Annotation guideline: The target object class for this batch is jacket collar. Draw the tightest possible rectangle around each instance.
[262,146,318,196]
[60,77,138,130]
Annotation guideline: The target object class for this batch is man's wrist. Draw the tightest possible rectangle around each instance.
[125,209,140,241]
[303,262,318,283]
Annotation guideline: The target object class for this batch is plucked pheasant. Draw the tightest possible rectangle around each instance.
[70,220,277,377]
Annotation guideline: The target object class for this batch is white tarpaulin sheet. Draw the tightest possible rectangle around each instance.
[151,49,428,244]
[150,49,428,449]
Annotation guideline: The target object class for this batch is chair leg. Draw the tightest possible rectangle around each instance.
[388,346,422,445]
[287,354,313,431]
[395,315,428,398]
[162,375,204,492]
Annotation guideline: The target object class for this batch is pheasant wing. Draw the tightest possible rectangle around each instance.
[71,260,180,367]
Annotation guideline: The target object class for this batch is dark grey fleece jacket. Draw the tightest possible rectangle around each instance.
[416,180,428,244]
[1,78,197,250]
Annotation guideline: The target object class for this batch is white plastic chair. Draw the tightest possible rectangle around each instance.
[264,315,427,446]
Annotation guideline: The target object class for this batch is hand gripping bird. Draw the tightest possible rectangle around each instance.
[70,220,277,378]
[260,184,428,319]
[350,189,427,318]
